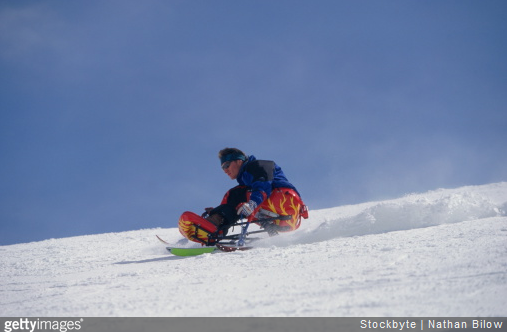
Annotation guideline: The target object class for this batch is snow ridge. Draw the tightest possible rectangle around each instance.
[312,191,503,239]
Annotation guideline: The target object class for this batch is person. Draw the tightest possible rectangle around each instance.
[203,147,305,234]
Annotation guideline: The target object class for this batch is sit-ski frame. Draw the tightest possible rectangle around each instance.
[190,213,292,247]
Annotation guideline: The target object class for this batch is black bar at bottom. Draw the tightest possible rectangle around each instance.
[0,317,505,332]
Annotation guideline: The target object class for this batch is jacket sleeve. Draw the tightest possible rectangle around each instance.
[241,160,275,206]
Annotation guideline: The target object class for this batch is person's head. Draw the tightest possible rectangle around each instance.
[218,148,247,180]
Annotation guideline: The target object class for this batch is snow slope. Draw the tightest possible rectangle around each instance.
[1,183,506,317]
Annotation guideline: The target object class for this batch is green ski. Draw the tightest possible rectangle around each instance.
[167,247,217,256]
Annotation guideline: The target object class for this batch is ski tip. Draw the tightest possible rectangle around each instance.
[156,235,170,244]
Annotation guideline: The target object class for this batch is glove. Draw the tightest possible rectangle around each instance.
[201,207,214,218]
[236,200,257,217]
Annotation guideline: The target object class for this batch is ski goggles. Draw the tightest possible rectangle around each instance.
[221,161,232,170]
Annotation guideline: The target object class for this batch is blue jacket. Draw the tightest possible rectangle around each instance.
[236,155,299,206]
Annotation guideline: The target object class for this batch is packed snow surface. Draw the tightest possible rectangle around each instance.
[1,183,506,317]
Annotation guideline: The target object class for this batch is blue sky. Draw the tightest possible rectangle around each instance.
[1,1,506,245]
